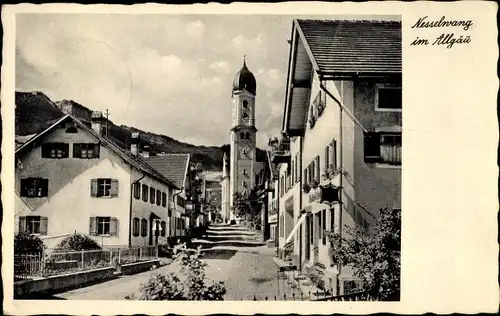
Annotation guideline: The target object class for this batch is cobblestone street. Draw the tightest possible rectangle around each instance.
[52,248,291,301]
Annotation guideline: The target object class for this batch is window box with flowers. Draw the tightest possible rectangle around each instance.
[322,165,348,181]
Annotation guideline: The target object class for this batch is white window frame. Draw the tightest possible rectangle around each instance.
[98,179,112,197]
[374,83,402,112]
[96,216,111,236]
[26,216,41,234]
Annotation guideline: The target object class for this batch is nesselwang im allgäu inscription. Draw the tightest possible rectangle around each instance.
[410,16,473,49]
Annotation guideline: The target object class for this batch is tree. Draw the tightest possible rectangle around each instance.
[327,207,401,301]
[126,244,226,300]
[231,188,261,222]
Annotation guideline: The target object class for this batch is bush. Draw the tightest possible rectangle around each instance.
[14,232,46,255]
[53,233,102,252]
[126,244,226,300]
[328,207,401,301]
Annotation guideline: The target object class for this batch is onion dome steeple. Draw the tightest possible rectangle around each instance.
[232,56,256,95]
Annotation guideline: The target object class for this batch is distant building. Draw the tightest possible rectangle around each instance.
[272,19,402,295]
[15,112,181,249]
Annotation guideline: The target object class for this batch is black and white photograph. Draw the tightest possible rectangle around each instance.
[11,12,402,302]
[2,2,498,315]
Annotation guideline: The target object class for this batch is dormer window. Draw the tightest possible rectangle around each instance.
[375,84,402,112]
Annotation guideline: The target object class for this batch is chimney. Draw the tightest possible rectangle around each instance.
[140,145,150,158]
[91,111,104,136]
[130,132,140,156]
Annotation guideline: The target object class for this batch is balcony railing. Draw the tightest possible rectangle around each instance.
[269,136,291,164]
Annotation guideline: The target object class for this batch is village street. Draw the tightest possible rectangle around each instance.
[51,247,289,301]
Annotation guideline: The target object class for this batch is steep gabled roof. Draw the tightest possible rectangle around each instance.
[295,19,402,75]
[143,154,190,189]
[15,114,179,189]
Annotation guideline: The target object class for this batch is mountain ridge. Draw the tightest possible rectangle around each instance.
[15,91,266,171]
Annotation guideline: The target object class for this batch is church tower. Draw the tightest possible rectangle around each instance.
[229,58,257,221]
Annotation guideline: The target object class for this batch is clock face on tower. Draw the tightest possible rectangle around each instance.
[239,145,252,159]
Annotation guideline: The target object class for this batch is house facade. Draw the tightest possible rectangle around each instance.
[15,113,180,249]
[272,19,402,296]
[143,153,191,238]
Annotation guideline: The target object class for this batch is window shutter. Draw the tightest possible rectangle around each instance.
[133,183,140,199]
[325,146,330,170]
[42,179,49,197]
[322,209,326,245]
[94,144,100,158]
[41,144,48,158]
[89,217,97,235]
[19,216,27,233]
[331,140,337,169]
[20,179,27,197]
[110,179,119,197]
[90,179,98,197]
[110,217,118,236]
[73,144,81,158]
[39,217,48,235]
[318,211,322,240]
[364,132,381,163]
[161,221,166,237]
[315,156,320,181]
[63,143,70,158]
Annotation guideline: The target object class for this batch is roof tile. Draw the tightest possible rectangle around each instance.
[143,154,190,189]
[296,19,402,74]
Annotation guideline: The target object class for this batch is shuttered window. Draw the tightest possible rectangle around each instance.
[141,219,148,237]
[132,217,140,237]
[162,192,167,207]
[89,217,117,236]
[364,132,381,163]
[133,182,141,199]
[150,187,155,204]
[90,179,118,197]
[156,189,161,206]
[18,216,48,235]
[142,184,148,202]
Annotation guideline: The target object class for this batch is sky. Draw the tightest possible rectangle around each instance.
[16,14,399,148]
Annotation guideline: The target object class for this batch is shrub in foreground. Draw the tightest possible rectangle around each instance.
[126,244,226,300]
[14,232,45,255]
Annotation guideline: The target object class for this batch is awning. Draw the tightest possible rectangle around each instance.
[285,213,307,244]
